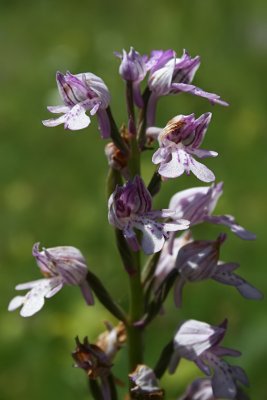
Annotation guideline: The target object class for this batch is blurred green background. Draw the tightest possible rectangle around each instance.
[1,0,266,398]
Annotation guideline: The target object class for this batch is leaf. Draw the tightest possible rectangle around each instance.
[86,271,128,324]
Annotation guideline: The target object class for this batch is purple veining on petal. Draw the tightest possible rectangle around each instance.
[171,319,249,399]
[43,71,111,136]
[145,48,227,128]
[8,243,94,317]
[108,176,189,255]
[152,113,216,182]
[171,83,229,106]
[205,215,256,240]
[212,262,263,300]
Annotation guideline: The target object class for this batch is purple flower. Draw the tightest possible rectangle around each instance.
[115,47,147,107]
[178,378,214,400]
[152,113,217,182]
[178,378,249,400]
[8,243,94,317]
[147,49,199,96]
[169,183,256,240]
[153,232,192,290]
[42,71,111,137]
[170,319,249,399]
[212,261,263,300]
[146,49,228,126]
[108,176,189,254]
[173,234,262,307]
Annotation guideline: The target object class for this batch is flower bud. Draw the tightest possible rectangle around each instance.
[118,47,147,82]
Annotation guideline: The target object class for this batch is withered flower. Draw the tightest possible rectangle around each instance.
[129,364,164,399]
[72,336,112,379]
[96,321,127,361]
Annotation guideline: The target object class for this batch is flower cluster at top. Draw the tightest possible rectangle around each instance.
[8,47,262,400]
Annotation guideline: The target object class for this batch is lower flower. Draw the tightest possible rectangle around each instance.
[8,243,93,317]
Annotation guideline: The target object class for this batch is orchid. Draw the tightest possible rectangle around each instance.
[173,235,262,307]
[42,71,111,137]
[108,175,190,254]
[146,49,228,126]
[178,378,214,400]
[8,46,260,399]
[153,231,192,290]
[8,243,93,317]
[170,319,249,399]
[178,377,249,400]
[152,113,217,182]
[169,182,256,240]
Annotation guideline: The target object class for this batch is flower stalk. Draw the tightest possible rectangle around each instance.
[126,122,144,371]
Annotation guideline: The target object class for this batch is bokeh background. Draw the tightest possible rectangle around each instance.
[1,0,266,399]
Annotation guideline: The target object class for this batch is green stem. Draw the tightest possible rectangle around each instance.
[106,107,129,155]
[88,379,103,400]
[137,86,151,149]
[126,115,144,372]
[126,81,136,135]
[127,249,144,371]
[128,134,140,179]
